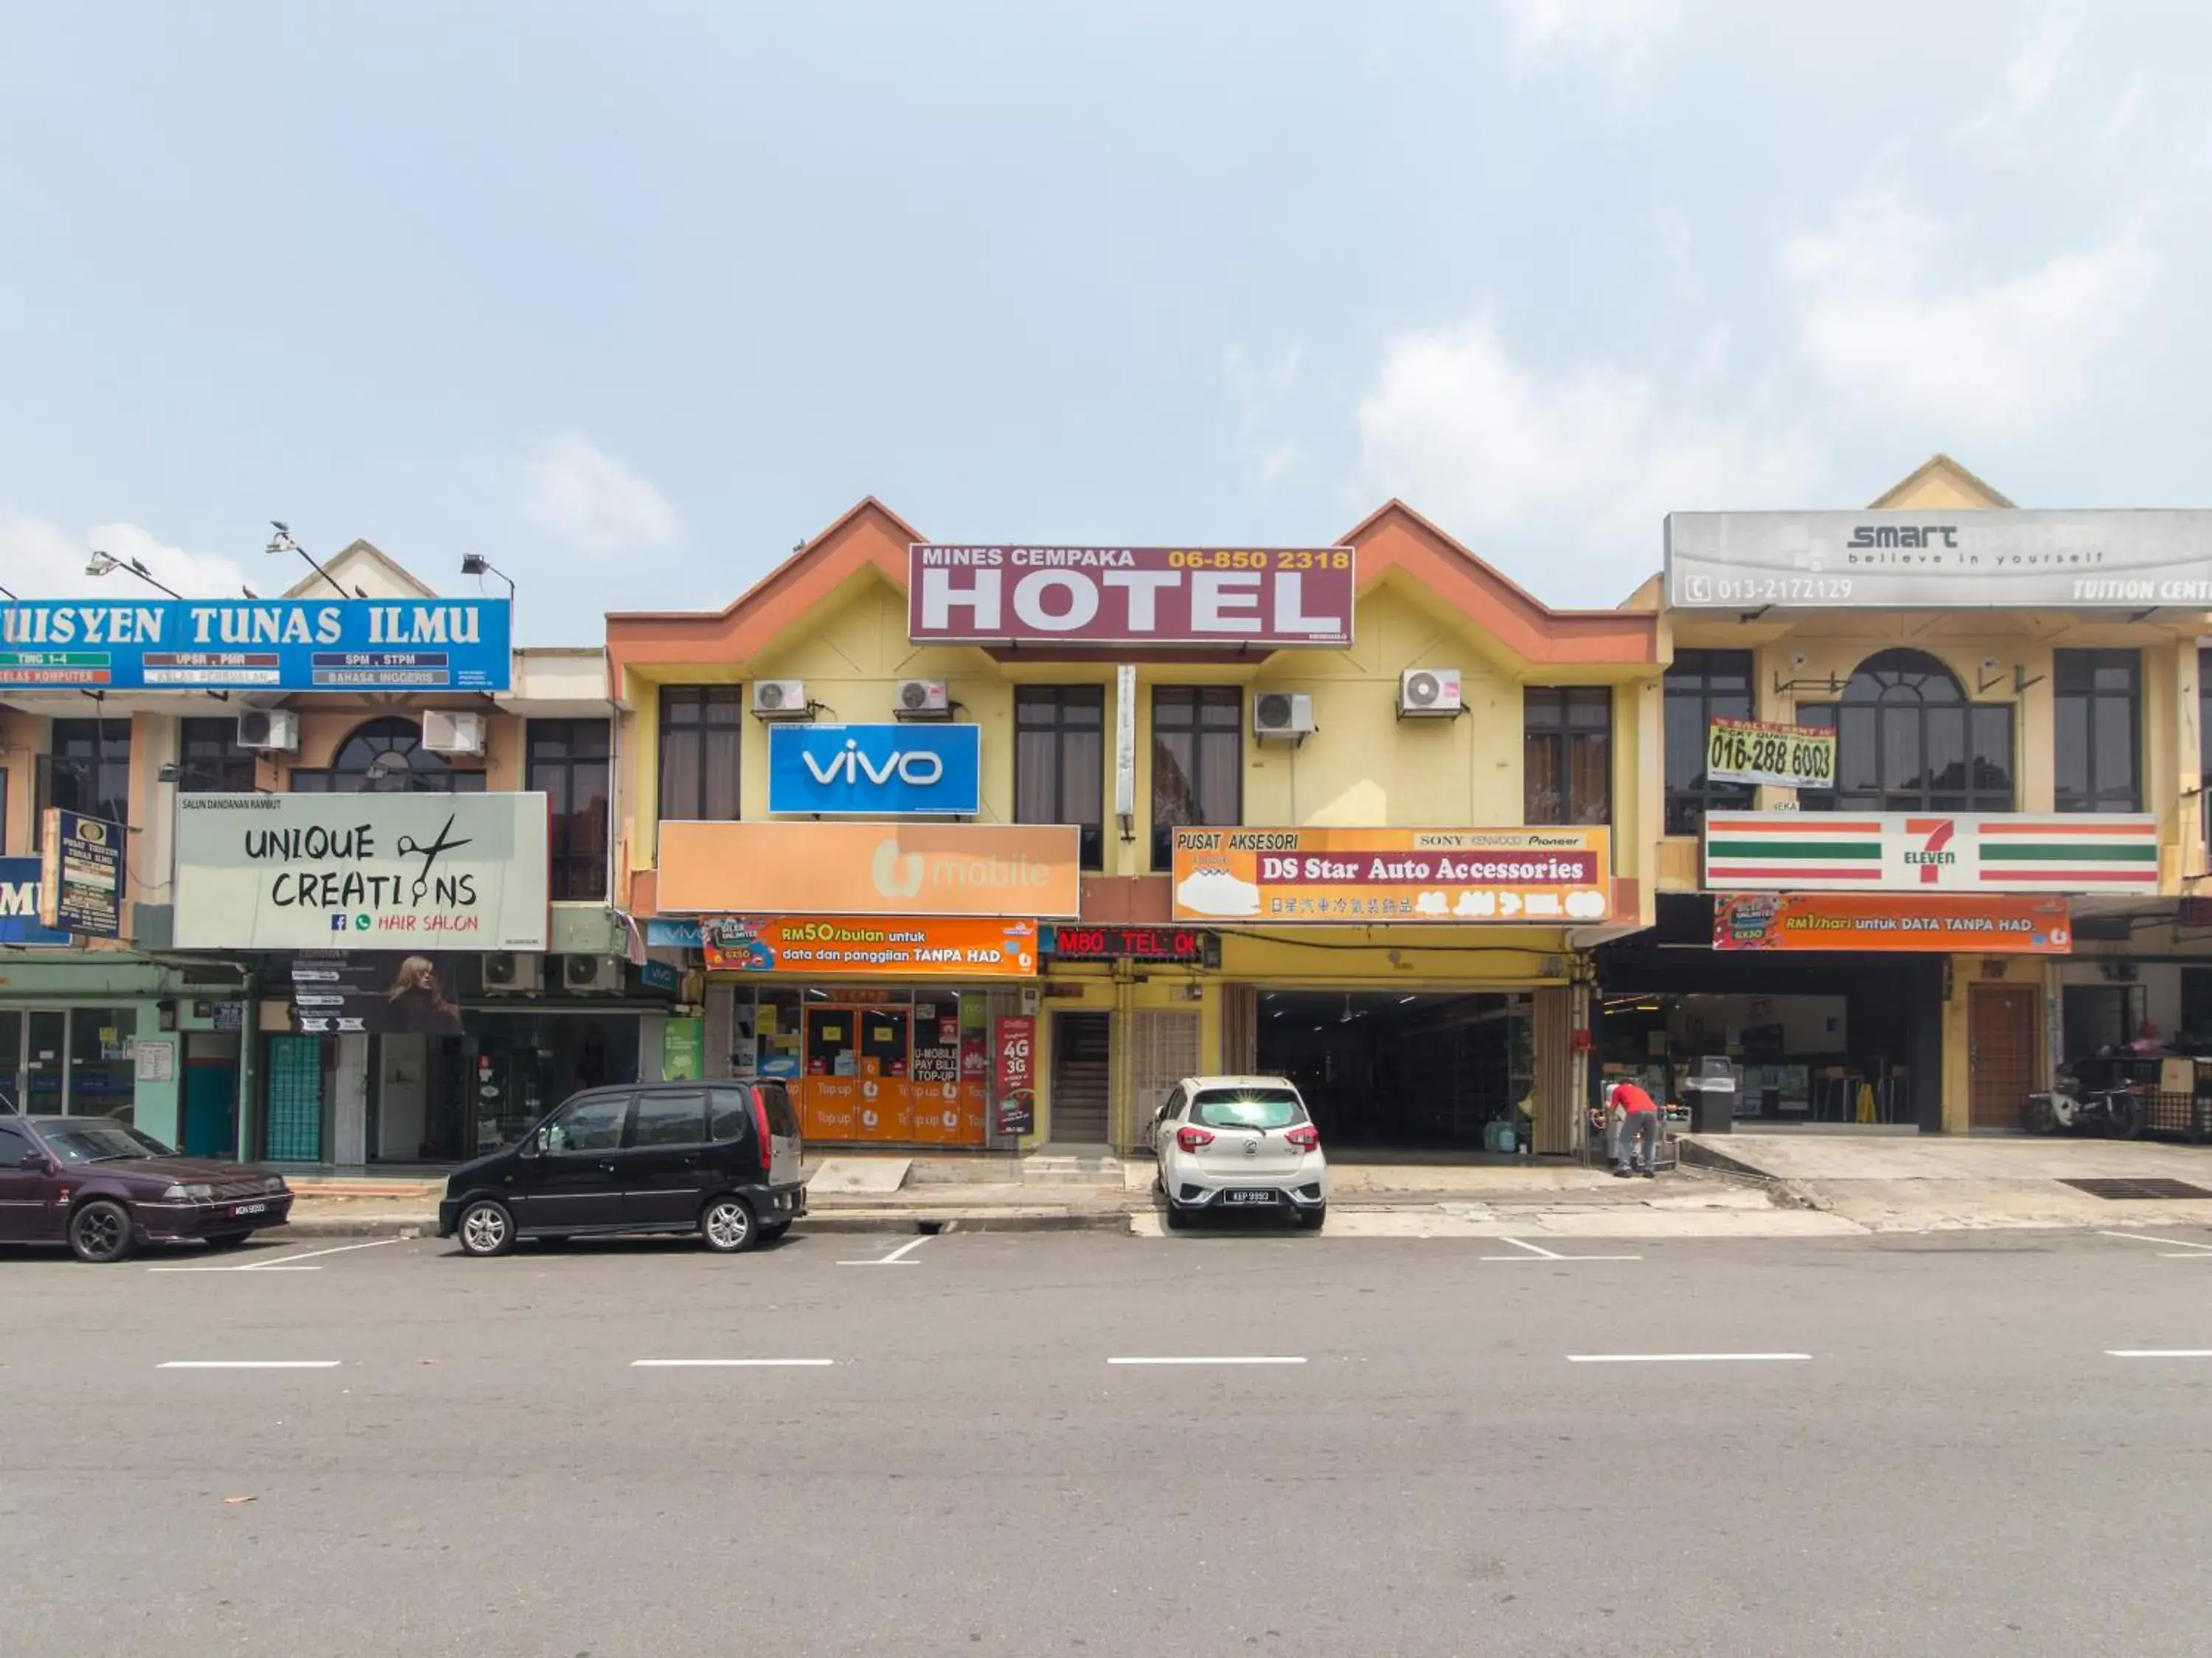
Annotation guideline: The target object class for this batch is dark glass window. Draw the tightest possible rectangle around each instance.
[528,719,611,901]
[1523,687,1612,826]
[288,717,483,794]
[2053,649,2140,814]
[1663,651,1755,835]
[179,717,259,794]
[658,687,742,821]
[48,719,131,825]
[1015,687,1105,870]
[1798,650,2013,812]
[1151,687,1241,870]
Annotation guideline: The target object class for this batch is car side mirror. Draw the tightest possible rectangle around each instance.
[17,1151,52,1171]
[523,1129,549,1157]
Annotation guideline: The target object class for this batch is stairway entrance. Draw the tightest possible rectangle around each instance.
[1048,1010,1112,1143]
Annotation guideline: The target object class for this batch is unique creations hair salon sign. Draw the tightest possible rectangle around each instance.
[173,793,549,951]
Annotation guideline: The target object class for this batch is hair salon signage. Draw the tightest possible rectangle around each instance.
[172,792,550,950]
[907,546,1355,648]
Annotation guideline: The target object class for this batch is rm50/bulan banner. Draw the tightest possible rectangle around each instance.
[173,792,550,951]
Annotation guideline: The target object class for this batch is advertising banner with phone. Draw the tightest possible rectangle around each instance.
[1704,718,1836,790]
[993,1015,1035,1136]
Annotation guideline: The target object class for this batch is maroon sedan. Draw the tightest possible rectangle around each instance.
[0,1113,293,1263]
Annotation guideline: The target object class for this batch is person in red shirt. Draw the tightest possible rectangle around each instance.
[1610,1079,1660,1179]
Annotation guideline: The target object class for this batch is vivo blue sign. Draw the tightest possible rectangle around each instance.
[0,857,69,946]
[767,723,981,816]
[0,598,511,691]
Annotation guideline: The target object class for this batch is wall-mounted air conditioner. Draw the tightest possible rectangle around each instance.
[1397,667,1463,717]
[894,678,950,720]
[481,952,541,993]
[422,710,487,756]
[751,680,810,720]
[1252,691,1316,740]
[236,710,299,752]
[561,954,623,993]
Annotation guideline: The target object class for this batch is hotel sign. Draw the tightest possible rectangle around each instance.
[1703,812,2160,894]
[1666,511,2212,609]
[908,546,1355,648]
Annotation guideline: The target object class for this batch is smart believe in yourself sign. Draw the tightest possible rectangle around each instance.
[173,792,550,951]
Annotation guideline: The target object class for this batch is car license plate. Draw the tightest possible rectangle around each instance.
[230,1202,268,1217]
[1222,1189,1276,1206]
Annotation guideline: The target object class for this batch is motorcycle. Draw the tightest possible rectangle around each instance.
[2024,1066,2146,1138]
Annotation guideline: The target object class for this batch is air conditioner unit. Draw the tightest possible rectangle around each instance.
[235,710,299,752]
[562,954,623,993]
[1398,667,1464,717]
[1252,691,1316,740]
[894,678,951,720]
[481,952,541,994]
[422,710,487,756]
[751,679,809,720]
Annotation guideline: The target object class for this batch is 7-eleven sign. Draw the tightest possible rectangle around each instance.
[1904,818,1958,884]
[1705,812,2160,893]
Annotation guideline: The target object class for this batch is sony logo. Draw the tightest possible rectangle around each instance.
[1848,525,1958,549]
[801,740,945,789]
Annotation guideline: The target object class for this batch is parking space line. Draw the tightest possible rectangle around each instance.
[1568,1353,1811,1364]
[1107,1356,1306,1367]
[630,1359,835,1368]
[148,1238,404,1274]
[2098,1231,2212,1255]
[1481,1236,1644,1261]
[838,1236,931,1267]
[2105,1349,2212,1359]
[157,1360,342,1370]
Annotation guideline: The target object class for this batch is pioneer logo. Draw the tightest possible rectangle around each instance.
[1848,525,1958,549]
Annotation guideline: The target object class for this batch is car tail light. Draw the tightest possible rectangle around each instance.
[1175,1126,1215,1153]
[1285,1124,1321,1153]
[752,1087,773,1168]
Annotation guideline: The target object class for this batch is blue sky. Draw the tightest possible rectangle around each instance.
[2,1,2206,642]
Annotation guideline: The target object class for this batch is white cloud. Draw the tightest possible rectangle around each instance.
[1498,0,1681,74]
[1961,0,2084,142]
[1781,188,2158,438]
[0,508,248,599]
[1354,308,1820,596]
[519,432,679,556]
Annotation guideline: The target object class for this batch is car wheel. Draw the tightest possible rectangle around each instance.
[1298,1204,1326,1232]
[700,1196,758,1254]
[69,1199,135,1263]
[759,1219,792,1243]
[1162,1199,1189,1232]
[204,1231,252,1251]
[456,1199,517,1258]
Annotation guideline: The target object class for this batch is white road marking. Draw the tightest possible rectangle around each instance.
[1107,1356,1307,1367]
[1481,1237,1644,1262]
[158,1360,341,1370]
[630,1359,836,1368]
[2105,1349,2212,1359]
[1568,1353,1812,1364]
[838,1236,931,1267]
[2097,1229,2212,1256]
[148,1238,404,1274]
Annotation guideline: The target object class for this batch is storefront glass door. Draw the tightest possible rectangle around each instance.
[0,1007,136,1116]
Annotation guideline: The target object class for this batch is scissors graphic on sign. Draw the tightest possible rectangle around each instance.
[396,814,473,901]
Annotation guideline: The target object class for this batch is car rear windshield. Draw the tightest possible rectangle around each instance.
[1190,1089,1308,1129]
[39,1123,158,1165]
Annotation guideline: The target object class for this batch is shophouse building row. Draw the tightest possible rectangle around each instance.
[0,539,649,1165]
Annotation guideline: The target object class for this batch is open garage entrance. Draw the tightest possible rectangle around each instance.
[1253,990,1534,1152]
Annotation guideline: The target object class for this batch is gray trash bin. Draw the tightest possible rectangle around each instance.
[1684,1058,1738,1134]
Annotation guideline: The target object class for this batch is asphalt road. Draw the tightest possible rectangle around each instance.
[4,1222,2211,1658]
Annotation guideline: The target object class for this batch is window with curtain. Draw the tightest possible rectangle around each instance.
[1151,687,1240,869]
[48,718,132,825]
[2053,648,2140,814]
[288,717,485,793]
[658,687,742,820]
[1015,686,1105,870]
[528,719,611,900]
[1523,687,1613,825]
[1798,649,2013,812]
[1663,650,1755,835]
[178,716,260,794]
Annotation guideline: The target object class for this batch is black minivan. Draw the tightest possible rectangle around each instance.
[439,1080,806,1257]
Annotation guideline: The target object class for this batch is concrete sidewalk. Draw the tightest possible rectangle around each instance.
[1678,1131,2212,1232]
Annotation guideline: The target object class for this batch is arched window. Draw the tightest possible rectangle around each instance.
[1800,649,2014,812]
[289,717,487,794]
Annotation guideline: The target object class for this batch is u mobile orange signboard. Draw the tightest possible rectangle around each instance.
[1712,893,2072,953]
[1170,827,1612,923]
[655,822,1082,919]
